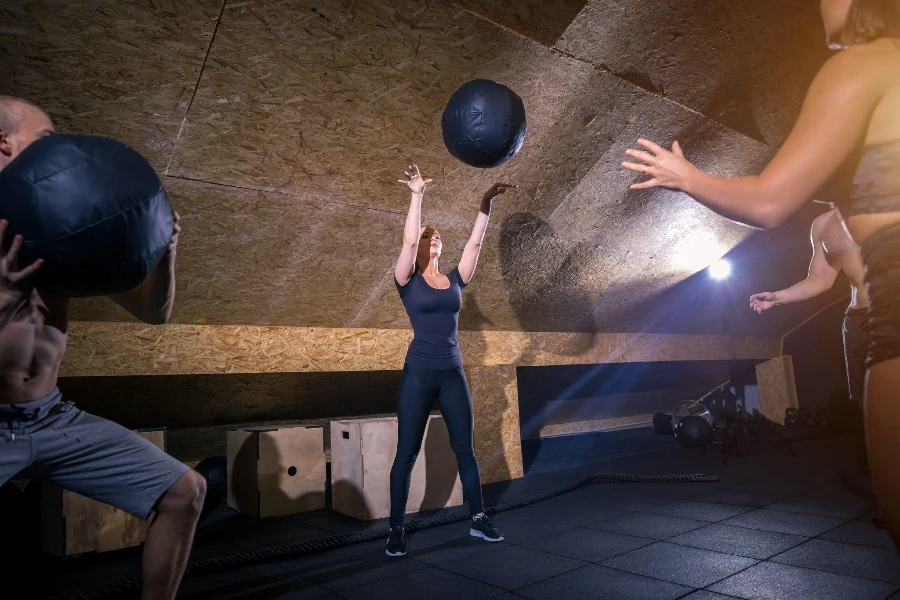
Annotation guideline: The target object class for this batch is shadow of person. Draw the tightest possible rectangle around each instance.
[419,415,460,514]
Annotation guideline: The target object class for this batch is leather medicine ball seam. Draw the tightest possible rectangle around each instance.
[43,186,167,244]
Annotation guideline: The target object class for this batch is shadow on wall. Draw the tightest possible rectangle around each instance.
[421,416,461,514]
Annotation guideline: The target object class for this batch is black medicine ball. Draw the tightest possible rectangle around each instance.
[0,134,174,297]
[674,415,714,448]
[441,79,527,168]
[195,455,227,523]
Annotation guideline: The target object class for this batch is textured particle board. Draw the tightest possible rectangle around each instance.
[465,364,524,483]
[448,0,588,46]
[69,177,401,327]
[755,356,799,425]
[0,0,220,170]
[167,0,650,219]
[60,322,782,377]
[556,0,831,145]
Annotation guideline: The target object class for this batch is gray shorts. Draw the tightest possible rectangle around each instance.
[0,388,189,520]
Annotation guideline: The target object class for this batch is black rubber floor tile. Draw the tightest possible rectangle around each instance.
[680,591,745,600]
[709,561,897,600]
[506,496,629,526]
[765,493,873,519]
[518,527,654,562]
[668,523,807,559]
[770,538,900,584]
[303,553,429,591]
[819,520,898,550]
[645,500,754,522]
[588,512,707,539]
[720,509,845,537]
[440,545,587,590]
[336,567,505,600]
[600,541,757,588]
[515,564,692,600]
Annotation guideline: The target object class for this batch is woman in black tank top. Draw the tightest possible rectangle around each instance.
[620,1,900,545]
[384,164,516,557]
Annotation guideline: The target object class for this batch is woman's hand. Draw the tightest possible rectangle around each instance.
[482,183,517,201]
[622,139,699,191]
[398,164,432,194]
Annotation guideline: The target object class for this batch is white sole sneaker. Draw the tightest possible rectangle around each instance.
[470,528,504,542]
[385,548,407,557]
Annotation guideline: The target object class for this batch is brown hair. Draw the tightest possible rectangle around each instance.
[839,0,900,45]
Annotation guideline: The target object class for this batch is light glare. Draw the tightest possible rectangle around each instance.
[709,259,731,280]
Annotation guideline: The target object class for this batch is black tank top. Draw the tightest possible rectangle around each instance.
[844,139,900,217]
[395,267,467,370]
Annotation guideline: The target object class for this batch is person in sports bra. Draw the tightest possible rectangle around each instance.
[620,0,900,544]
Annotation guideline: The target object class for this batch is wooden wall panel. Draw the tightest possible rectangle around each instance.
[556,0,829,145]
[61,321,782,377]
[167,0,658,222]
[0,0,221,170]
[448,0,588,46]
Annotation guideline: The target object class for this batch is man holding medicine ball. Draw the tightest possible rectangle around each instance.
[0,96,205,600]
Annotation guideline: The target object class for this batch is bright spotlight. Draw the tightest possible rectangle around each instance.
[674,236,726,272]
[708,259,731,280]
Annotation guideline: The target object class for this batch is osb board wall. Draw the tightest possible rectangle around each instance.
[5,0,829,339]
[448,0,588,46]
[61,321,781,377]
[556,0,830,145]
[0,0,221,170]
[755,356,799,425]
[166,0,637,217]
[466,364,523,482]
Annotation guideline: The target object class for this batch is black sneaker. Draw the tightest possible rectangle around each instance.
[470,514,504,542]
[386,527,407,557]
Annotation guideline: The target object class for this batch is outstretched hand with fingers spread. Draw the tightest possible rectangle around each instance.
[0,220,43,296]
[398,164,433,194]
[622,138,698,191]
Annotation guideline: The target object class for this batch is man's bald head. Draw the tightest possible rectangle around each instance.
[0,96,54,171]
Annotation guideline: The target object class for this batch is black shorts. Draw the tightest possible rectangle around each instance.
[862,221,900,368]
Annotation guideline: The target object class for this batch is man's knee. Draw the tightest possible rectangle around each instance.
[158,469,206,518]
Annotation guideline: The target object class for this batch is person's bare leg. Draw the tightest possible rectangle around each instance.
[865,358,900,547]
[141,470,206,600]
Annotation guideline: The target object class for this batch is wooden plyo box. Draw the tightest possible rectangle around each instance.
[227,425,326,518]
[40,428,167,558]
[756,356,800,425]
[331,416,463,521]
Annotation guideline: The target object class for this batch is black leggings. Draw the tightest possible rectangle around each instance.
[389,364,483,527]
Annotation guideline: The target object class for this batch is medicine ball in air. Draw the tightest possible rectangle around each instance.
[441,79,527,168]
[0,134,174,297]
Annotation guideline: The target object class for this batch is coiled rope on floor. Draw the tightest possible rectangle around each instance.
[54,472,719,600]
